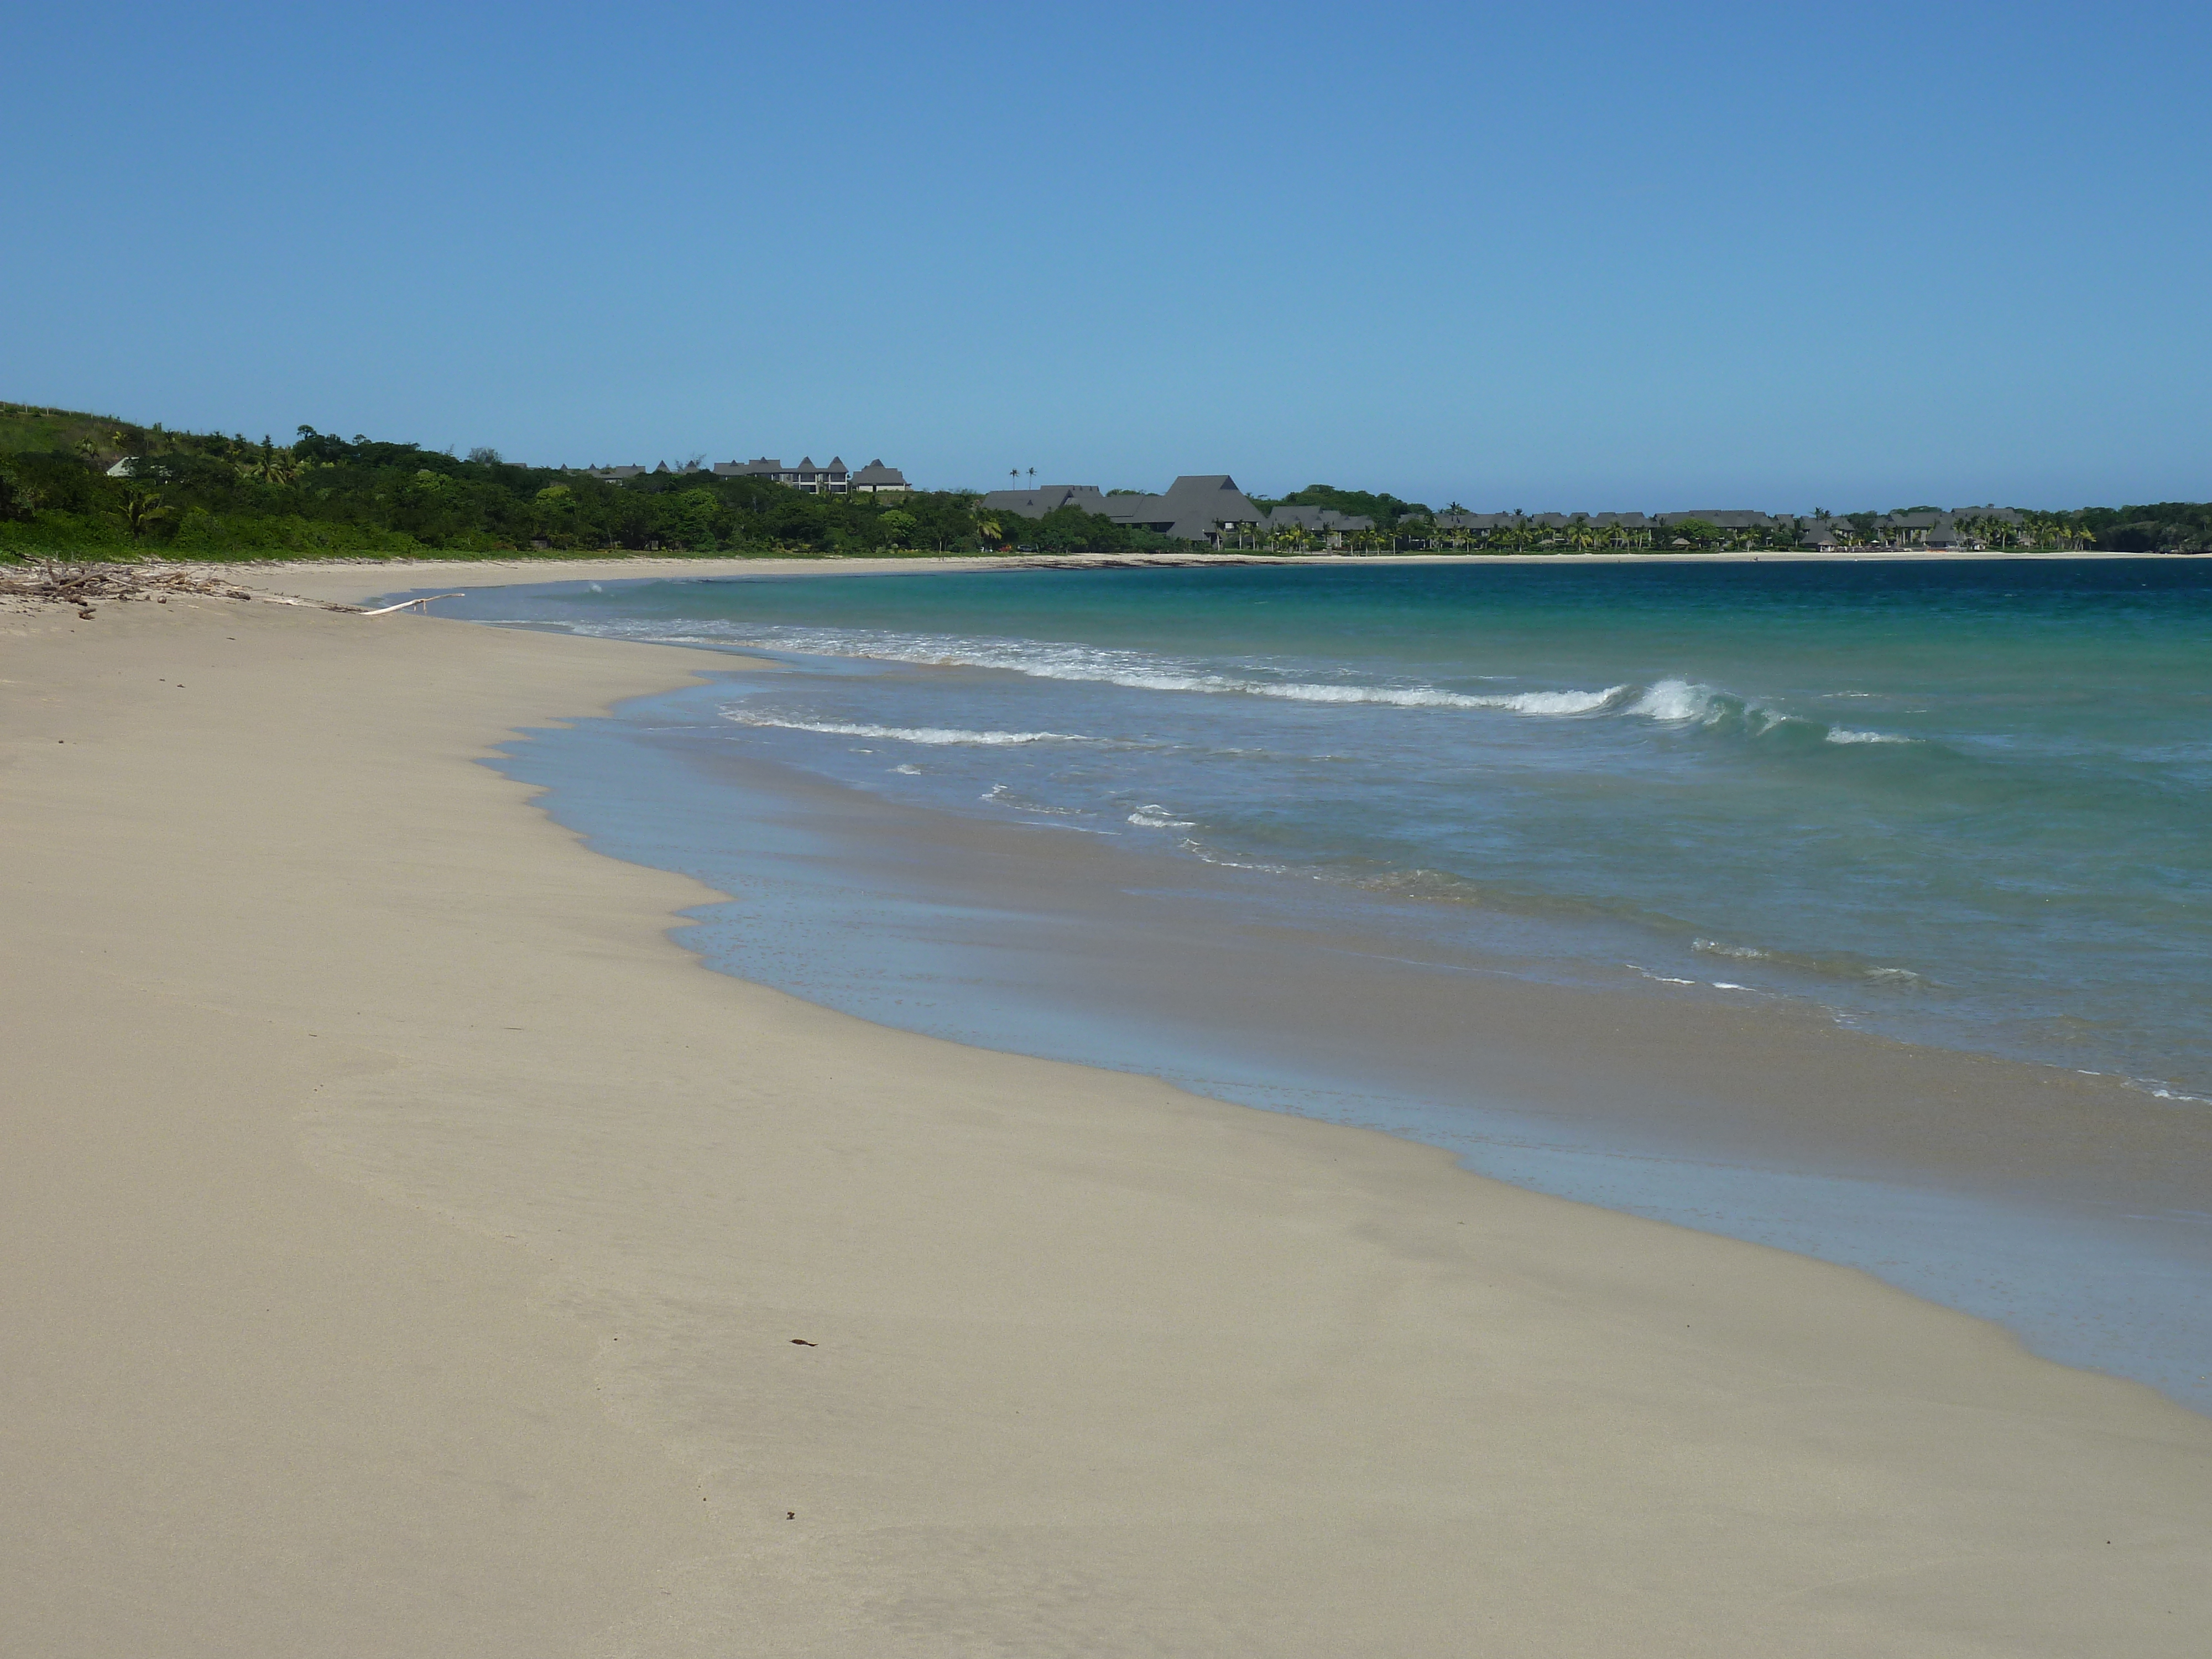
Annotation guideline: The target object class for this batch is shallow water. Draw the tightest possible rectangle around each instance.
[430,560,2212,1406]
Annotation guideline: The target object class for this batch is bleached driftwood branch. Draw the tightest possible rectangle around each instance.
[358,593,467,616]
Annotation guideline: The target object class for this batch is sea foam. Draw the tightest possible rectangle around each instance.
[709,626,1627,718]
[721,709,1084,746]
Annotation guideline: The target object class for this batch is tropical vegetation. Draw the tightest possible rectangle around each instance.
[3,401,2205,560]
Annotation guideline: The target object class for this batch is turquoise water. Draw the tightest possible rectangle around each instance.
[474,560,2212,1100]
[446,559,2212,1405]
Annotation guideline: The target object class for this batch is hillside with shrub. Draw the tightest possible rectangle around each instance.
[0,404,1035,559]
[3,400,2204,559]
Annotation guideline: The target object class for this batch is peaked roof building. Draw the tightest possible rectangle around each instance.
[1264,505,1374,538]
[709,456,862,493]
[1659,510,1778,529]
[983,475,1267,545]
[851,460,910,494]
[977,485,1112,517]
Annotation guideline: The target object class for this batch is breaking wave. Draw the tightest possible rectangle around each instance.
[601,619,1914,746]
[1258,681,1625,713]
[1127,805,1197,829]
[720,709,1084,746]
[700,624,1631,717]
[1695,937,1931,986]
[1624,677,1916,745]
[1825,727,1914,745]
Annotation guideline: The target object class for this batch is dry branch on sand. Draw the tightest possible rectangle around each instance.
[0,560,354,618]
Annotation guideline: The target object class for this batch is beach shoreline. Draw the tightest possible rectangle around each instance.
[6,589,2211,1655]
[142,543,2190,604]
[498,685,2212,1408]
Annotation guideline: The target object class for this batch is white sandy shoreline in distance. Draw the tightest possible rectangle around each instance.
[155,543,2188,604]
[4,589,2210,1656]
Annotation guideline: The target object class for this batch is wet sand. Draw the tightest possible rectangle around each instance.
[4,585,2210,1655]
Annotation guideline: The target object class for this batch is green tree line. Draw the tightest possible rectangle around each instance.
[3,402,2206,559]
[0,408,1022,559]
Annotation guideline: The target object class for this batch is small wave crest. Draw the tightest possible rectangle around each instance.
[979,782,1090,817]
[1692,939,1767,961]
[717,626,1627,718]
[721,708,1084,746]
[1825,727,1914,745]
[681,625,1910,747]
[1695,938,1930,987]
[1626,677,1916,747]
[1127,805,1197,829]
[1253,681,1626,713]
[2123,1077,2212,1106]
[1626,679,1723,723]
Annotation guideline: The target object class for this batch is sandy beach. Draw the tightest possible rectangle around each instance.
[6,573,2211,1656]
[190,545,2181,595]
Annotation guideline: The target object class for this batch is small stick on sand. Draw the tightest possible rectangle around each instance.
[359,593,467,616]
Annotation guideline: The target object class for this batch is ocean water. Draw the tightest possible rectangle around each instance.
[438,560,2212,1405]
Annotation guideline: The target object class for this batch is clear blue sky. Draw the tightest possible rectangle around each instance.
[6,2,2206,510]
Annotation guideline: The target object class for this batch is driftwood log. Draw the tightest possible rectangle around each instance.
[358,592,467,616]
[0,561,354,615]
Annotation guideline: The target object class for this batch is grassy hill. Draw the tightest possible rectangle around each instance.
[0,402,159,466]
[0,401,1016,561]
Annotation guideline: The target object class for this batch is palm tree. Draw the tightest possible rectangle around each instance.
[119,491,173,541]
[239,441,300,487]
[977,515,1004,551]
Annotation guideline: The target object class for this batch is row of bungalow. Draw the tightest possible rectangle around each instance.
[570,456,2043,552]
[1432,509,1775,536]
[581,456,911,494]
[980,476,1374,547]
[979,486,2043,552]
[1435,508,2036,550]
[1799,508,2030,550]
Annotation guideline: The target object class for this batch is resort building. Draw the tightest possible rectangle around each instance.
[1660,510,1779,531]
[1262,504,1374,546]
[1434,511,1777,533]
[851,460,910,495]
[710,457,853,493]
[1795,509,2032,551]
[579,455,906,493]
[983,475,1270,546]
[978,485,1114,518]
[1874,510,2028,549]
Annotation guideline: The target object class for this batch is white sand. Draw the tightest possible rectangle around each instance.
[4,587,2208,1657]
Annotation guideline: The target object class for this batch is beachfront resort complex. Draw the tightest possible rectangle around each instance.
[594,451,2082,551]
[601,455,2075,551]
[585,456,913,494]
[980,475,2066,551]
